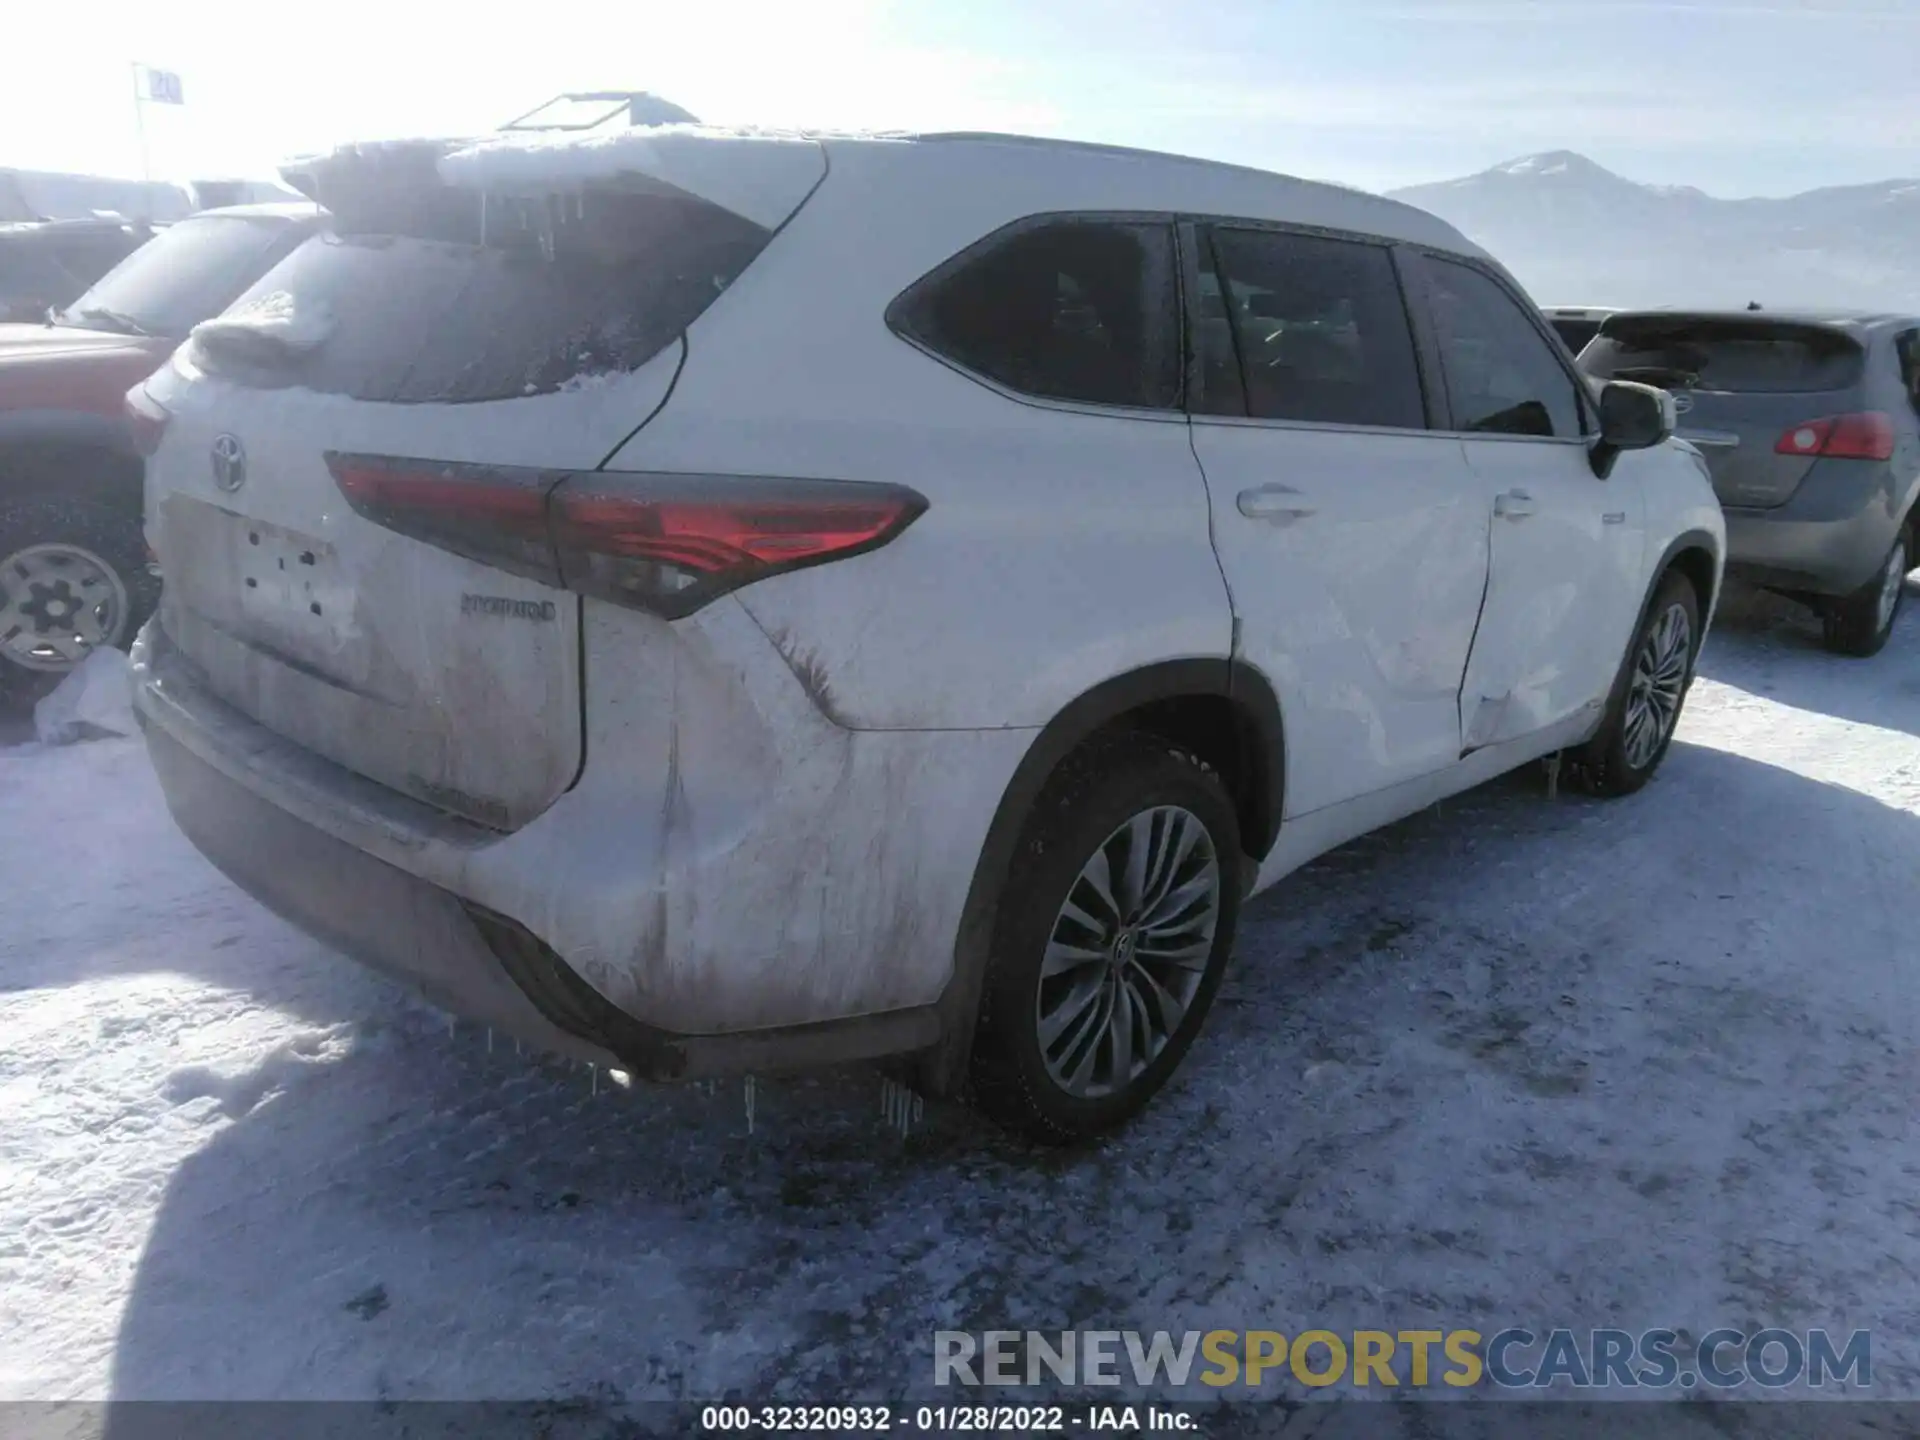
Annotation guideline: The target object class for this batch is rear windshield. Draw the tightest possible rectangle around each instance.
[191,186,770,405]
[1583,318,1865,393]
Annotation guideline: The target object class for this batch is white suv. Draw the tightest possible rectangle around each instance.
[128,129,1724,1143]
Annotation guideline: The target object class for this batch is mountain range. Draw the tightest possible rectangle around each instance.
[1386,150,1920,313]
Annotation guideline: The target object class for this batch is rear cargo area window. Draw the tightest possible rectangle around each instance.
[890,217,1182,411]
[1583,320,1866,394]
[191,187,770,404]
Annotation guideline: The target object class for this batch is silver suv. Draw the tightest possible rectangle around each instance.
[1582,309,1920,655]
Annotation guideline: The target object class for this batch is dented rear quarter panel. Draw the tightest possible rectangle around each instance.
[601,140,1236,734]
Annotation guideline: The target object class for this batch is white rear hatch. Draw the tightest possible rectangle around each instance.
[139,130,826,828]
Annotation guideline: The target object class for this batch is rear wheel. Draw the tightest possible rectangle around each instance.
[1568,570,1700,799]
[969,731,1242,1145]
[1820,532,1908,659]
[0,493,157,712]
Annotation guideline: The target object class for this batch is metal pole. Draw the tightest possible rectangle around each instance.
[131,65,152,183]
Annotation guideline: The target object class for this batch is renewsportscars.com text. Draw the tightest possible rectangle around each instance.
[934,1328,1871,1391]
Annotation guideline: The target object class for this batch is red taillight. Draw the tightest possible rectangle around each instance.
[327,455,562,584]
[1774,412,1895,462]
[125,386,171,458]
[326,454,928,619]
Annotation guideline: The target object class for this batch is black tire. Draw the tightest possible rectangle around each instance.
[969,730,1243,1145]
[0,491,158,713]
[1568,570,1701,799]
[1820,531,1908,659]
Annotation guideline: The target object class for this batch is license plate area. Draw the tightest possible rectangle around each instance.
[235,514,347,643]
[163,495,365,681]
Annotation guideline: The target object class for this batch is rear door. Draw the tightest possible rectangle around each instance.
[1414,254,1644,749]
[141,135,826,829]
[1186,222,1487,818]
[1582,314,1870,509]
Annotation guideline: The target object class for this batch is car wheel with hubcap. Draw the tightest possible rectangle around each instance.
[0,493,158,711]
[1569,569,1701,798]
[1820,532,1907,659]
[970,730,1242,1144]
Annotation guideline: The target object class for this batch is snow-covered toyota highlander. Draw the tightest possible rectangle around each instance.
[127,129,1724,1142]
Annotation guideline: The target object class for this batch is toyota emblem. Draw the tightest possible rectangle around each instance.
[1671,394,1694,415]
[210,433,247,492]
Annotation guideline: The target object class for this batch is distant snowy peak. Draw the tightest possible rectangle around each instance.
[1383,153,1920,312]
[1492,150,1613,180]
[1434,150,1645,195]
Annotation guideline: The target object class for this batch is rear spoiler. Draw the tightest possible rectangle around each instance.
[278,139,462,211]
[282,130,829,235]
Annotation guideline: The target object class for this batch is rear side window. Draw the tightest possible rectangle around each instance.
[1200,227,1425,430]
[192,188,770,405]
[890,217,1182,411]
[1583,318,1866,394]
[1424,258,1587,438]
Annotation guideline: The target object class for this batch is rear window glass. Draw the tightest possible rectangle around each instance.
[191,187,770,405]
[1583,319,1866,393]
[890,217,1183,411]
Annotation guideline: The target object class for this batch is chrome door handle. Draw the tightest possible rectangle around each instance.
[1236,485,1316,524]
[1493,489,1535,520]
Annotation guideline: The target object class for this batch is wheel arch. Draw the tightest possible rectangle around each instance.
[1654,528,1722,629]
[916,656,1286,1096]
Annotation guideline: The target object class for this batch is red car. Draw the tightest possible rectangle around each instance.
[0,201,321,707]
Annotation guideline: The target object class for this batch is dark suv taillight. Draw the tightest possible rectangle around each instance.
[326,454,927,620]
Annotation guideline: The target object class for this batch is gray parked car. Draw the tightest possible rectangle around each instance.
[1581,309,1919,656]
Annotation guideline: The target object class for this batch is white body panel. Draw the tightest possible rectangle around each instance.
[133,129,1725,1060]
[1457,434,1648,749]
[1190,419,1488,817]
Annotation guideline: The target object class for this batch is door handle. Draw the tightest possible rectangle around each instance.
[1236,485,1316,524]
[1493,489,1535,520]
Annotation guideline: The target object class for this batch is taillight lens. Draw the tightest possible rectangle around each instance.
[125,386,172,458]
[1774,412,1895,462]
[328,455,563,584]
[550,478,926,617]
[326,454,927,619]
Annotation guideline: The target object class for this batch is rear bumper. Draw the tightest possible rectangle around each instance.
[130,619,964,1081]
[1723,461,1913,595]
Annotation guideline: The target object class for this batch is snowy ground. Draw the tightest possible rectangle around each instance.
[1,584,1917,1419]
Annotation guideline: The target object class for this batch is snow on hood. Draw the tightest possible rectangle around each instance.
[434,125,833,230]
[191,290,335,355]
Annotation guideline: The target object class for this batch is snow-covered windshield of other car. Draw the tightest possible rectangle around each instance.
[55,216,291,339]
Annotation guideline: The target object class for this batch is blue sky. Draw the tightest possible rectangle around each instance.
[5,0,1916,196]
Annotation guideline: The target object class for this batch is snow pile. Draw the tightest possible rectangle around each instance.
[33,647,135,745]
[191,290,335,356]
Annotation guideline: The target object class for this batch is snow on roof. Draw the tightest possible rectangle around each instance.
[434,125,840,229]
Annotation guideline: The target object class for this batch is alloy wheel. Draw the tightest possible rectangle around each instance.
[1035,805,1222,1099]
[1623,601,1692,771]
[1876,539,1907,637]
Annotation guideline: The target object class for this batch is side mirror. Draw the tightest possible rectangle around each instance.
[1590,379,1675,479]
